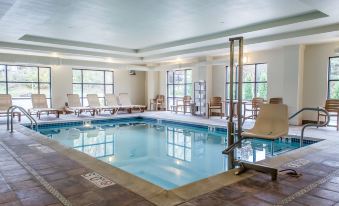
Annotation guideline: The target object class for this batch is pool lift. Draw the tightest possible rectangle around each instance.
[223,37,331,181]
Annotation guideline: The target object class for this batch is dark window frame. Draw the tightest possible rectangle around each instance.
[0,64,52,107]
[225,63,268,100]
[166,69,192,111]
[72,68,114,106]
[328,56,339,99]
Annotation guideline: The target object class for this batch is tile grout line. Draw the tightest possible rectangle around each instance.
[0,140,72,206]
[274,168,339,206]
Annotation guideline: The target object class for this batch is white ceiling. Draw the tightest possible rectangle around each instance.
[1,0,339,65]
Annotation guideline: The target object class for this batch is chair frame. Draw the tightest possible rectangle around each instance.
[317,99,339,131]
[0,94,21,121]
[29,94,60,119]
[208,97,223,118]
[175,96,191,114]
[150,95,165,111]
[242,97,265,124]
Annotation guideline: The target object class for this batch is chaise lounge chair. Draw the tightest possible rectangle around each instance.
[118,93,146,112]
[29,94,60,119]
[0,94,21,121]
[66,94,96,116]
[105,94,131,114]
[87,94,117,115]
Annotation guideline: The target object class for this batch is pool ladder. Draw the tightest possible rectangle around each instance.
[7,105,38,133]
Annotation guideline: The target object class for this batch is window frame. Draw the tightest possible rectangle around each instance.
[72,68,114,106]
[328,56,339,99]
[225,63,268,100]
[166,69,192,111]
[0,64,52,107]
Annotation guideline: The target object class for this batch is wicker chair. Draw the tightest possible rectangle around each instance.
[243,97,265,124]
[176,96,191,114]
[208,97,223,118]
[318,99,339,131]
[269,97,283,104]
[150,95,165,111]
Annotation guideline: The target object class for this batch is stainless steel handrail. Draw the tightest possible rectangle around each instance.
[288,107,330,147]
[7,106,38,133]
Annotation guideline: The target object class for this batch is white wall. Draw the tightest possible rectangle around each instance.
[303,42,339,120]
[0,53,147,109]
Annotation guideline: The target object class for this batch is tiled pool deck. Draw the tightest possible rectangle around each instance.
[0,111,339,206]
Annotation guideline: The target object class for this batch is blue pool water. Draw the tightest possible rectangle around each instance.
[35,117,318,190]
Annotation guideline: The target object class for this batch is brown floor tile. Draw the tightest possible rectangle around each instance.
[279,173,320,189]
[294,194,335,206]
[187,194,233,206]
[0,184,11,194]
[4,174,33,184]
[68,191,105,206]
[15,187,47,200]
[320,182,339,193]
[253,190,285,204]
[329,176,339,184]
[19,193,59,206]
[308,188,339,202]
[42,172,69,182]
[0,201,22,206]
[9,180,40,191]
[232,196,271,206]
[99,185,146,205]
[212,187,248,201]
[1,169,29,178]
[0,192,17,204]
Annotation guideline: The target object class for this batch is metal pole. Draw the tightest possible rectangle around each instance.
[227,40,235,169]
[237,37,244,138]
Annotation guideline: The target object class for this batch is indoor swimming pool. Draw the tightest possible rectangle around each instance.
[33,117,319,190]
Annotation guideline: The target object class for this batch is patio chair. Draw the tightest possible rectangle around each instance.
[66,94,96,116]
[0,94,21,121]
[318,99,339,131]
[87,94,117,115]
[175,96,192,114]
[269,97,283,104]
[29,94,60,119]
[208,96,223,118]
[150,95,165,111]
[118,93,146,112]
[105,94,131,114]
[242,97,264,124]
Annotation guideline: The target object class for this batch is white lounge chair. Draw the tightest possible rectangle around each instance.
[66,94,96,116]
[0,94,21,121]
[105,94,131,114]
[118,93,146,112]
[29,94,60,119]
[87,94,117,115]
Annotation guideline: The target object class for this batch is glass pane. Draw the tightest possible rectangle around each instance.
[167,71,174,84]
[105,85,113,94]
[7,66,38,82]
[174,70,185,84]
[0,65,5,81]
[83,70,104,84]
[167,98,174,110]
[226,83,238,100]
[39,67,50,82]
[256,64,267,82]
[329,81,339,99]
[8,83,38,98]
[40,83,51,98]
[83,84,105,97]
[168,85,174,97]
[243,65,255,82]
[242,83,254,100]
[174,85,185,97]
[73,70,82,83]
[186,70,192,83]
[330,58,339,80]
[12,99,32,110]
[105,71,113,84]
[256,83,267,99]
[0,83,5,93]
[186,84,192,96]
[73,84,82,96]
[226,66,237,83]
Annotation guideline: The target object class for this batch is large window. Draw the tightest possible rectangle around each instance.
[0,65,51,109]
[226,63,267,100]
[72,69,114,106]
[328,57,339,99]
[167,69,192,110]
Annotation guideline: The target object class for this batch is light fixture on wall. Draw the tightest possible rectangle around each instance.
[129,70,136,75]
